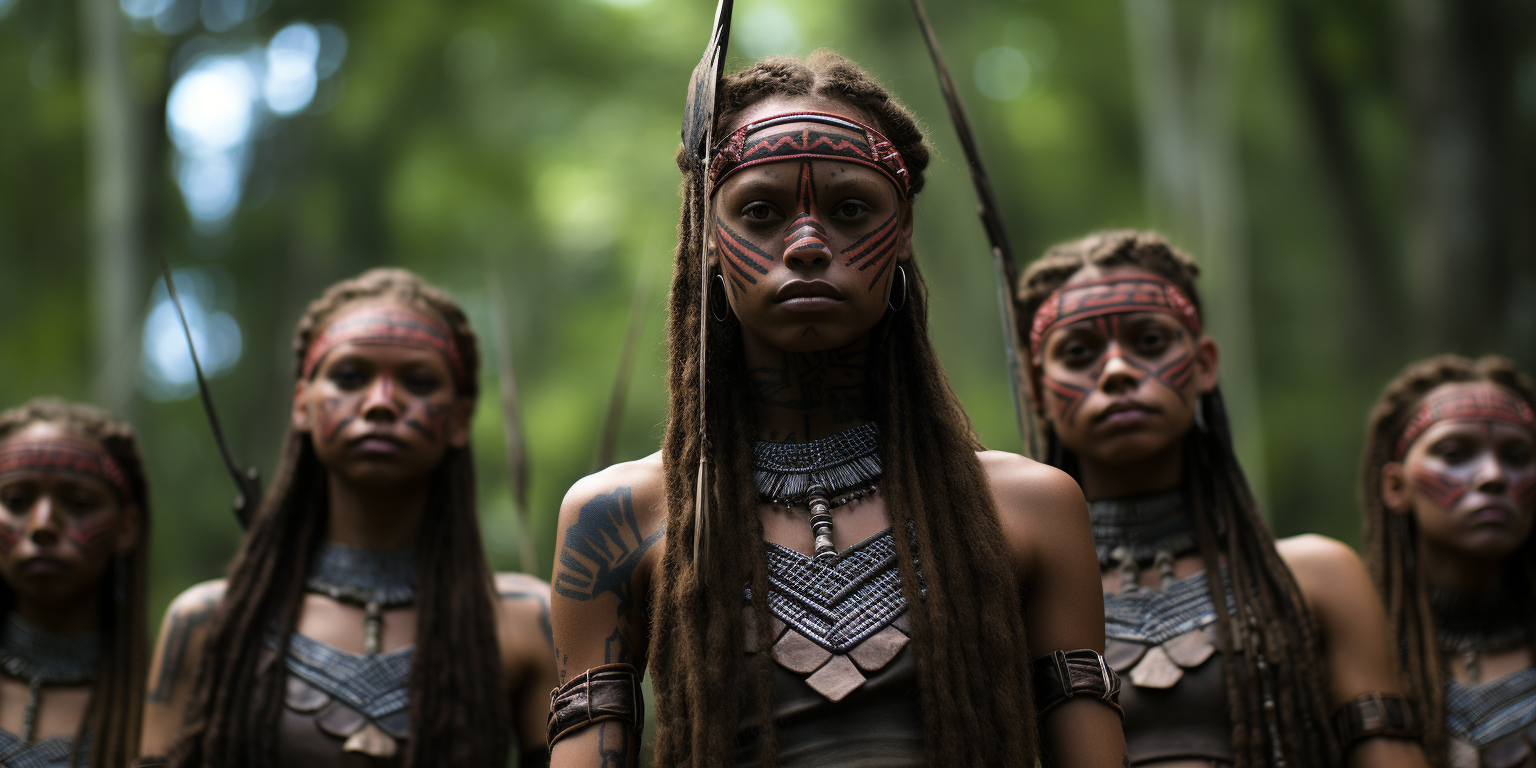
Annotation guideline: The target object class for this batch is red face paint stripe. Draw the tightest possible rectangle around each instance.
[785,215,831,254]
[1030,275,1202,355]
[1410,467,1468,511]
[0,436,132,502]
[841,210,900,268]
[1044,376,1092,425]
[304,308,466,387]
[715,221,772,282]
[1395,385,1536,459]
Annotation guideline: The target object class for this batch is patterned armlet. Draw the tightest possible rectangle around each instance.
[547,663,644,750]
[1033,649,1123,719]
[1332,692,1420,749]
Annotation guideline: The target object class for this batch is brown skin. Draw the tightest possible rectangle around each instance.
[1037,264,1429,768]
[140,305,558,763]
[551,96,1124,768]
[1381,384,1536,685]
[0,423,141,740]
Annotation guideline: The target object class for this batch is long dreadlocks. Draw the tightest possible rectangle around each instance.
[0,398,149,768]
[167,268,509,768]
[1360,354,1536,768]
[651,51,1039,767]
[1016,230,1341,768]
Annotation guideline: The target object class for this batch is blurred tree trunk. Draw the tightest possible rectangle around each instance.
[1400,0,1536,365]
[1124,0,1269,505]
[79,0,143,415]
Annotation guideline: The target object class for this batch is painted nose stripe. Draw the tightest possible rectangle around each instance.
[785,215,831,255]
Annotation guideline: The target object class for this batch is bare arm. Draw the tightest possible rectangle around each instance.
[983,451,1128,768]
[140,580,225,757]
[496,573,559,767]
[1279,535,1431,768]
[548,457,666,768]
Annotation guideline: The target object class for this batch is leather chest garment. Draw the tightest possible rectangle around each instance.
[735,528,924,767]
[1445,667,1536,768]
[265,633,412,767]
[1104,568,1236,766]
[0,729,84,768]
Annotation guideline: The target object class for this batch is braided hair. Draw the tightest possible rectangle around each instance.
[1016,230,1341,767]
[651,51,1038,767]
[0,398,150,767]
[1359,354,1536,768]
[167,268,510,767]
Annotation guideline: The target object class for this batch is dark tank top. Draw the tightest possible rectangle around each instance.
[1104,568,1235,766]
[265,633,411,767]
[0,729,85,768]
[734,528,924,768]
[1444,667,1536,768]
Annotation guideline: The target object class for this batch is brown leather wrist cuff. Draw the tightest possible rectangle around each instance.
[131,758,169,768]
[547,662,644,750]
[1332,691,1420,749]
[1033,648,1123,720]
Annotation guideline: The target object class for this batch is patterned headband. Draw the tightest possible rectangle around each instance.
[0,434,133,502]
[708,111,911,199]
[302,306,467,388]
[1394,383,1536,459]
[1029,274,1202,356]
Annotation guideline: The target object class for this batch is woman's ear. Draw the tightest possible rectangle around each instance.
[896,204,915,263]
[1381,461,1413,515]
[291,380,312,433]
[1194,335,1220,394]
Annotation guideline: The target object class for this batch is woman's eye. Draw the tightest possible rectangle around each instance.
[1501,442,1534,467]
[1433,441,1471,464]
[742,203,777,221]
[0,492,29,514]
[329,367,365,389]
[835,201,868,218]
[403,375,441,395]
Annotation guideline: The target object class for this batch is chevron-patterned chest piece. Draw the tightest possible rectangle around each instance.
[1103,568,1233,690]
[268,632,413,759]
[748,528,913,703]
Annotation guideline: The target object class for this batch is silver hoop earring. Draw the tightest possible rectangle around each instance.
[710,272,731,322]
[1194,397,1209,433]
[887,265,908,312]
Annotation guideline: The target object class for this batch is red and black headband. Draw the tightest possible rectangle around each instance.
[1395,383,1536,460]
[0,434,133,502]
[302,306,468,389]
[1029,274,1202,356]
[709,111,911,199]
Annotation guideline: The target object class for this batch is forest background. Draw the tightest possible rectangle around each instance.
[2,0,1533,739]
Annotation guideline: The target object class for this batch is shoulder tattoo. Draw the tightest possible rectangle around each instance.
[148,590,220,704]
[554,487,662,613]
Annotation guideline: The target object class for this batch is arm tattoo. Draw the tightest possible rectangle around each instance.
[148,593,218,703]
[554,488,661,614]
[499,588,555,649]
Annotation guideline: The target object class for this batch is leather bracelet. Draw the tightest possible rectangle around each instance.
[1332,691,1420,749]
[547,662,644,750]
[1033,648,1123,720]
[130,759,168,768]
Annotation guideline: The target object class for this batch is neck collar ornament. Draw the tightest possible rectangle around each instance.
[1430,586,1534,683]
[0,612,101,743]
[710,111,910,199]
[1089,489,1197,568]
[1029,274,1202,356]
[1395,384,1536,460]
[0,434,132,503]
[302,306,466,389]
[753,422,882,504]
[306,542,417,655]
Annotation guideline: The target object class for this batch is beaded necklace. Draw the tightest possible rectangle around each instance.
[753,423,883,562]
[1089,490,1197,590]
[1430,586,1534,684]
[0,613,100,743]
[305,543,417,656]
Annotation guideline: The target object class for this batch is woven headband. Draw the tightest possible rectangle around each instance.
[709,111,911,199]
[1394,384,1536,459]
[302,307,467,388]
[0,434,133,502]
[1029,274,1202,355]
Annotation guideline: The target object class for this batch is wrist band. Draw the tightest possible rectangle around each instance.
[1332,691,1420,749]
[1033,648,1123,720]
[547,662,644,750]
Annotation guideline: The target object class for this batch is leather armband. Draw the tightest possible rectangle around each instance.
[130,759,168,768]
[1332,692,1420,750]
[547,663,644,750]
[1032,649,1123,719]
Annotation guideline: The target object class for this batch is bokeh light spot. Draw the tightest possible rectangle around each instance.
[975,47,1031,101]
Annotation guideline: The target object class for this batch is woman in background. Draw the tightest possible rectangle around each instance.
[139,268,556,767]
[0,398,149,767]
[1360,355,1536,767]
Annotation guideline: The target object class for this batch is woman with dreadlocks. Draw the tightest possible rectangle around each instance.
[549,52,1126,768]
[1014,230,1429,768]
[1360,355,1536,768]
[136,268,557,767]
[0,398,149,767]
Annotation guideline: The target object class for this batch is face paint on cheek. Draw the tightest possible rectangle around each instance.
[1043,374,1093,427]
[715,219,773,287]
[841,210,900,292]
[405,401,454,441]
[1411,467,1470,511]
[1512,474,1536,511]
[66,516,114,558]
[319,397,356,443]
[0,522,20,553]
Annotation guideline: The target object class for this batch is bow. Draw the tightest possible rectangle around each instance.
[594,267,654,472]
[155,256,262,528]
[681,0,733,567]
[908,0,1039,457]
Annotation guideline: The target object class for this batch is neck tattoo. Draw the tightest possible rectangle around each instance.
[1429,586,1534,684]
[306,542,417,655]
[753,422,883,562]
[0,612,100,743]
[1089,489,1198,590]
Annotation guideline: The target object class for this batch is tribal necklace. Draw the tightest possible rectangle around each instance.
[753,422,883,563]
[1089,489,1198,591]
[305,543,417,656]
[1430,586,1534,684]
[0,613,100,743]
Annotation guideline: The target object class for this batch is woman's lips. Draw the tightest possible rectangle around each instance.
[20,556,66,576]
[773,280,845,311]
[352,435,407,453]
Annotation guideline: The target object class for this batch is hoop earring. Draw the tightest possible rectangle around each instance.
[1194,396,1209,433]
[887,265,908,312]
[710,272,731,322]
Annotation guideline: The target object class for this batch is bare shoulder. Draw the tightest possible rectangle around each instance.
[976,450,1086,525]
[560,451,667,531]
[1275,533,1368,584]
[495,572,553,639]
[164,578,227,621]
